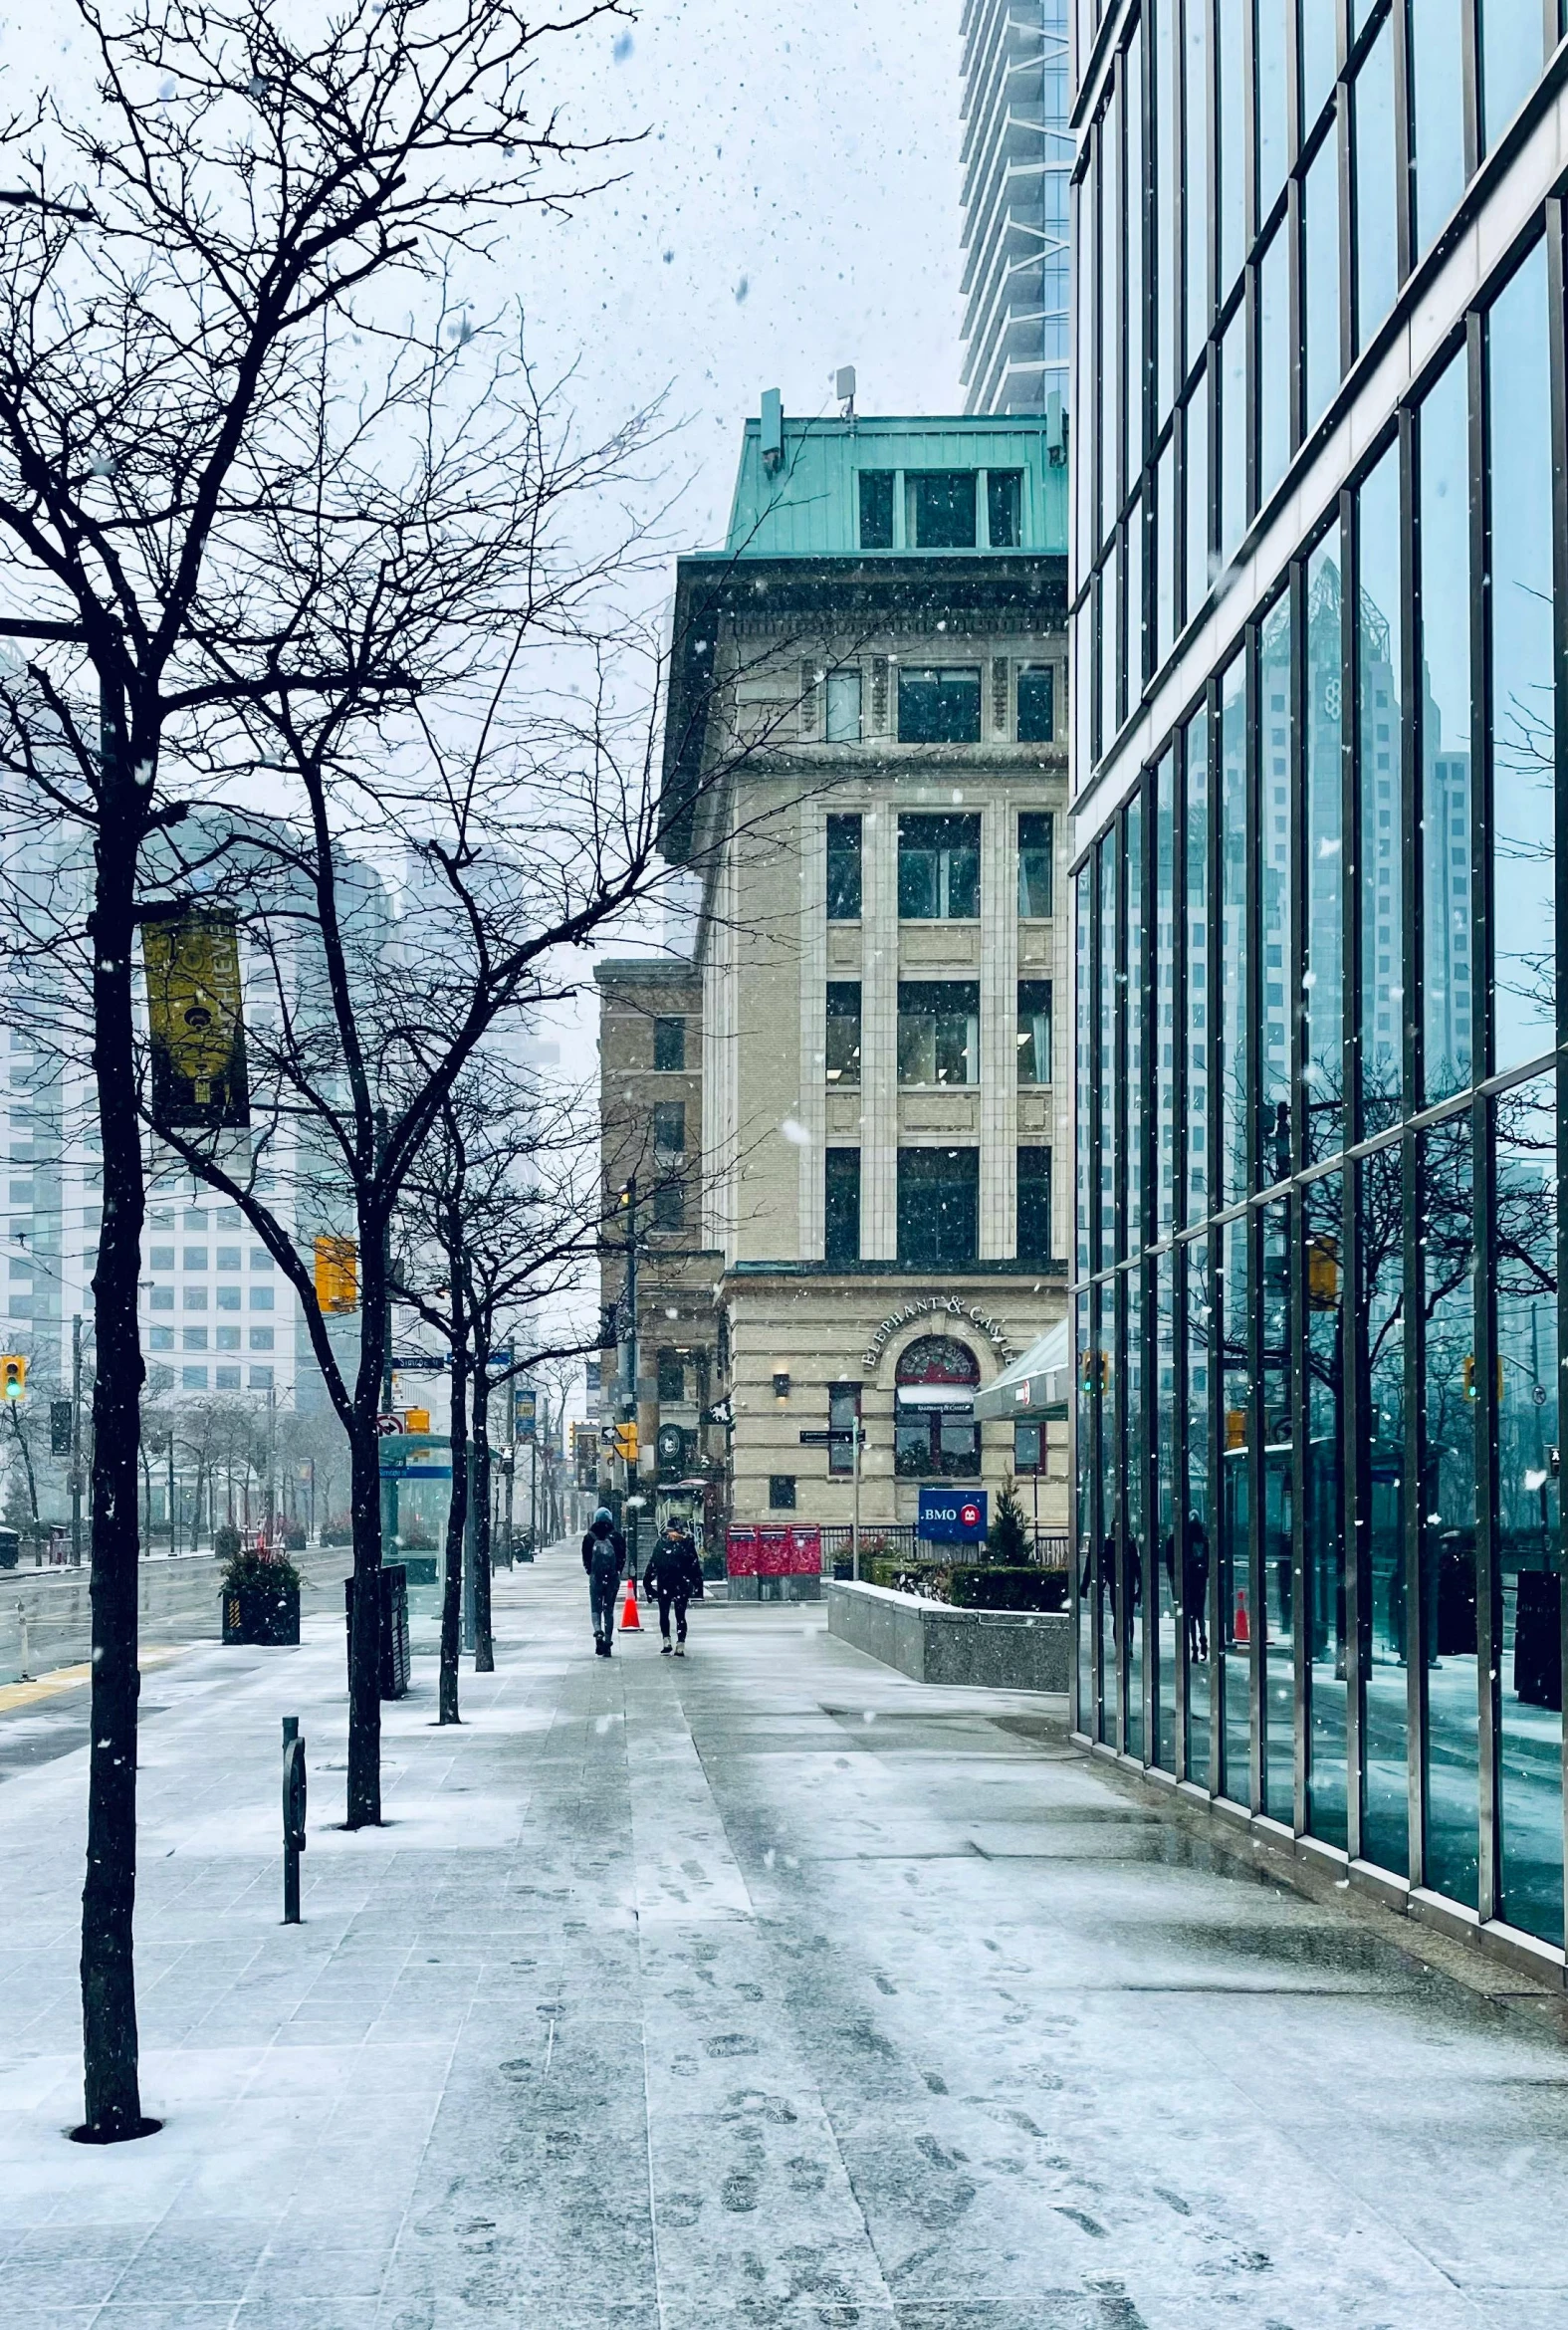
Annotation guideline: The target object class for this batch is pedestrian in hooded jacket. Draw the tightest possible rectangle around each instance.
[581,1508,626,1656]
[643,1519,703,1656]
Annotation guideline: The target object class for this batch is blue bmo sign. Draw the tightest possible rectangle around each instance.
[917,1488,989,1543]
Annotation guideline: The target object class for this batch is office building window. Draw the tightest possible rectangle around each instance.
[249,1327,274,1350]
[149,1245,174,1272]
[148,1325,173,1352]
[653,1016,686,1071]
[824,1148,861,1265]
[182,1326,208,1351]
[1013,1420,1044,1474]
[215,1365,241,1390]
[150,1285,173,1310]
[249,1366,274,1390]
[898,813,980,916]
[1016,981,1053,1084]
[652,1101,686,1161]
[657,1346,685,1402]
[1017,665,1055,743]
[181,1365,208,1391]
[898,982,979,1086]
[216,1245,241,1271]
[987,469,1022,547]
[894,1333,981,1477]
[1017,1147,1052,1265]
[1017,812,1054,916]
[182,1246,207,1272]
[897,667,983,744]
[825,984,861,1083]
[148,1364,173,1390]
[183,1285,208,1310]
[217,1285,241,1311]
[828,1382,860,1475]
[906,470,976,548]
[858,470,894,549]
[216,1325,241,1350]
[652,1176,685,1232]
[768,1475,797,1510]
[825,668,862,743]
[826,814,863,919]
[897,1148,979,1268]
[249,1286,274,1309]
[250,1249,272,1269]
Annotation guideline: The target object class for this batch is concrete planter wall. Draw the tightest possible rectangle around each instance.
[825,1579,1070,1694]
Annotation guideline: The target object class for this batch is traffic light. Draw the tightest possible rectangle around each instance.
[0,1355,26,1401]
[50,1399,72,1457]
[613,1420,639,1465]
[313,1235,358,1314]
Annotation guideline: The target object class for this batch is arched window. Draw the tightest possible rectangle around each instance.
[894,1335,981,1478]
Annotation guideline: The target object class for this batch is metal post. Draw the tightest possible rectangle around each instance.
[166,1434,176,1560]
[622,1176,641,1585]
[70,1313,82,1566]
[851,1400,861,1582]
[281,1715,306,1925]
[462,1436,476,1653]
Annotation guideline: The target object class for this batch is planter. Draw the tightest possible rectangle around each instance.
[222,1582,301,1646]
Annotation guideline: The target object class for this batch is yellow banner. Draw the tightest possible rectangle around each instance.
[142,910,249,1129]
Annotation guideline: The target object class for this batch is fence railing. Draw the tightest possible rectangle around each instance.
[816,1523,1070,1569]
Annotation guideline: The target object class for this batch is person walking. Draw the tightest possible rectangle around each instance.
[581,1508,626,1657]
[643,1517,703,1657]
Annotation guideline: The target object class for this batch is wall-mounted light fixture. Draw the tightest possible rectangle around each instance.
[772,1369,790,1404]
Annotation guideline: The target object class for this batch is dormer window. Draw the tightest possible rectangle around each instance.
[905,470,976,549]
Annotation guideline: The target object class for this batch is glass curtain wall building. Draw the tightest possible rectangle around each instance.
[961,1,1073,414]
[1069,2,1568,1964]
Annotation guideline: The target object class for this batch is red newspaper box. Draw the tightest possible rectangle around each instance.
[787,1524,822,1575]
[757,1525,790,1576]
[726,1525,759,1577]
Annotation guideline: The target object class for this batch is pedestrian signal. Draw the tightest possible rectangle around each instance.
[0,1355,25,1401]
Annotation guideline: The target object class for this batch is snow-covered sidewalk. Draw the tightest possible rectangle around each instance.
[0,1540,1565,2327]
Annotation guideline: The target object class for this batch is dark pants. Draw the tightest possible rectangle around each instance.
[656,1588,690,1644]
[589,1562,620,1644]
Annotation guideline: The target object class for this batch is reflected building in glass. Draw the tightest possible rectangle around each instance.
[1068,0,1568,1967]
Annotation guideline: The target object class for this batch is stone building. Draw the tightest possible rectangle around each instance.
[643,403,1072,1544]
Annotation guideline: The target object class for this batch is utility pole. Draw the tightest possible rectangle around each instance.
[166,1434,177,1560]
[619,1177,641,1584]
[71,1314,83,1567]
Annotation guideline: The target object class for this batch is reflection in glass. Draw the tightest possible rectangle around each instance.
[1185,1239,1214,1784]
[1096,1279,1117,1744]
[1305,1171,1348,1849]
[1255,0,1288,224]
[1303,130,1341,432]
[1185,368,1211,619]
[1259,596,1292,1165]
[1258,223,1289,502]
[1127,796,1145,1256]
[1186,712,1209,1225]
[1155,0,1177,420]
[1260,1198,1294,1820]
[1156,438,1175,667]
[1183,0,1210,375]
[1360,1142,1410,1874]
[1076,866,1091,1280]
[1301,3,1337,132]
[1358,443,1403,1128]
[1481,0,1543,155]
[1100,838,1118,1270]
[1494,1076,1562,1945]
[1126,1265,1147,1763]
[1100,540,1119,755]
[1419,1114,1479,1909]
[1419,352,1472,1102]
[1125,20,1144,491]
[1101,79,1121,534]
[1220,652,1247,1205]
[1157,750,1178,1238]
[1487,246,1555,1073]
[1155,1250,1178,1769]
[1220,1211,1252,1800]
[1217,0,1244,297]
[1304,538,1345,1161]
[1353,24,1397,353]
[1221,303,1247,565]
[1410,0,1466,259]
[1076,1287,1093,1721]
[1126,491,1144,714]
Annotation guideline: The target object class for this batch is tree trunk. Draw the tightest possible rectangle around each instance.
[440,1336,469,1726]
[8,1402,39,1529]
[345,1402,384,1826]
[80,791,147,2142]
[472,1362,494,1672]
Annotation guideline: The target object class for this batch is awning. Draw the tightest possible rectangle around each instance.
[972,1318,1070,1423]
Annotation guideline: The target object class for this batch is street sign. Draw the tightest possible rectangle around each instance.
[796,1430,833,1447]
[917,1487,989,1543]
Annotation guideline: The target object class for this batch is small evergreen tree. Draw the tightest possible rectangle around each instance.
[988,1480,1030,1564]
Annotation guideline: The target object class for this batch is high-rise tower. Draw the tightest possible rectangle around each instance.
[959,1,1071,415]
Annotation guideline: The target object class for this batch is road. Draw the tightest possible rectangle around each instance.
[0,1540,1565,2327]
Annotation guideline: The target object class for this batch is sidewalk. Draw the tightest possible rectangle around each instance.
[0,1540,1565,2327]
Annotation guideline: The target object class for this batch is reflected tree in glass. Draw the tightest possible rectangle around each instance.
[1418,1114,1479,1911]
[1360,1139,1410,1875]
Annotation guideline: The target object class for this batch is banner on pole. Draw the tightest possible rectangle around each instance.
[141,907,250,1129]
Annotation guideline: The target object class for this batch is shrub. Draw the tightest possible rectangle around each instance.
[282,1521,308,1551]
[987,1480,1031,1564]
[221,1543,303,1596]
[947,1565,1068,1612]
[214,1519,242,1562]
[321,1519,354,1545]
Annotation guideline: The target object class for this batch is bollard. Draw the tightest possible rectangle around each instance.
[17,1604,29,1683]
[281,1716,307,1924]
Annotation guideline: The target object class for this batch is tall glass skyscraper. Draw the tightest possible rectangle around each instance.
[961,2,1073,413]
[1069,3,1568,1968]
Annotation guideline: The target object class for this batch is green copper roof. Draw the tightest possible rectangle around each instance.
[722,411,1067,559]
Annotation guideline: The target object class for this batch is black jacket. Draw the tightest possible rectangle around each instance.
[643,1531,702,1598]
[582,1522,625,1575]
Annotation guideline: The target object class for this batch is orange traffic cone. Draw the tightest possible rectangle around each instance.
[1233,1588,1250,1646]
[620,1575,642,1631]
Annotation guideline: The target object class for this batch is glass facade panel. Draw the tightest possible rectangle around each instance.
[1419,1112,1479,1910]
[1300,4,1337,132]
[1104,78,1122,530]
[1220,303,1247,564]
[1096,1279,1116,1741]
[1358,442,1404,1130]
[1260,1195,1294,1819]
[1099,838,1118,1271]
[1126,1264,1146,1763]
[1353,23,1398,354]
[1418,351,1472,1103]
[1259,596,1292,1157]
[1410,0,1467,259]
[1304,535,1345,1163]
[1480,0,1543,154]
[1186,711,1209,1225]
[1156,437,1175,665]
[1185,367,1211,619]
[1127,793,1146,1256]
[1217,0,1246,301]
[1155,1248,1178,1769]
[1185,1239,1214,1783]
[1154,0,1177,420]
[1360,1140,1411,1875]
[1258,223,1289,504]
[1494,1073,1563,1945]
[1077,866,1092,1279]
[1220,1209,1252,1799]
[1219,652,1248,1205]
[1076,1284,1093,1725]
[1156,750,1178,1236]
[1254,0,1288,227]
[1487,244,1555,1074]
[1183,0,1210,374]
[1304,1169,1348,1849]
[1126,491,1145,712]
[1303,126,1341,433]
[1125,21,1144,489]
